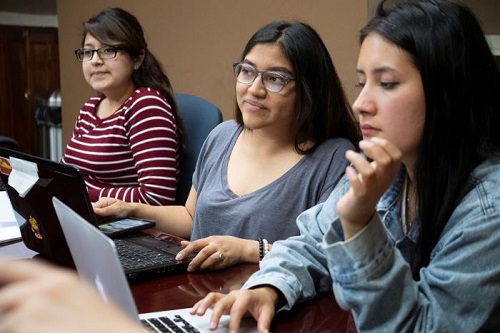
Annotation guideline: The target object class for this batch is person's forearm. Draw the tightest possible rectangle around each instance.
[129,204,193,239]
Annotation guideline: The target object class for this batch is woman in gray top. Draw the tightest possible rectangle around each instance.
[94,20,360,271]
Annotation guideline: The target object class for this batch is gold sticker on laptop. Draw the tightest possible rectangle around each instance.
[29,216,43,239]
[0,157,12,175]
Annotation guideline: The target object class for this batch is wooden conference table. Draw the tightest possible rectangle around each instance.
[0,239,356,333]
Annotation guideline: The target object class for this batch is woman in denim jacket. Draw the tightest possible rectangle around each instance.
[192,1,500,332]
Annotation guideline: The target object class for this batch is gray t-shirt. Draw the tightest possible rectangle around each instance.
[191,120,354,242]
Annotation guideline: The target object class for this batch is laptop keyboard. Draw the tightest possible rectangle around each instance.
[140,314,200,332]
[114,238,177,270]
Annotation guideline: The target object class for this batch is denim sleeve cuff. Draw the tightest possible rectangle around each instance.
[242,273,301,312]
[321,215,393,284]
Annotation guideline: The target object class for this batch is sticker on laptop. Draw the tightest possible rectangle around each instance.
[0,157,12,175]
[29,215,43,239]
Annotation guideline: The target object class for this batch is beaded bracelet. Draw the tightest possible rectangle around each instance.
[258,238,270,262]
[258,238,264,261]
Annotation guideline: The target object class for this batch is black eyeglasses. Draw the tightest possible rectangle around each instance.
[233,62,295,93]
[74,45,122,62]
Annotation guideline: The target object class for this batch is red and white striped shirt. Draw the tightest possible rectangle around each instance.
[62,87,179,205]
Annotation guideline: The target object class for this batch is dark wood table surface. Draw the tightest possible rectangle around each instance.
[1,239,356,333]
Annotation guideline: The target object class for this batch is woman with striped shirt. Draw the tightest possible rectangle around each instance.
[62,8,183,206]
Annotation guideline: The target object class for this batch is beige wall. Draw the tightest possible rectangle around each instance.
[57,0,500,146]
[368,0,500,33]
[57,0,368,145]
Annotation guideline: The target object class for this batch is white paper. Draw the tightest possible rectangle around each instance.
[8,157,39,198]
[0,191,21,243]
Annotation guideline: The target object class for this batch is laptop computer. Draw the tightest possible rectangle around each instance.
[0,147,193,280]
[52,197,258,333]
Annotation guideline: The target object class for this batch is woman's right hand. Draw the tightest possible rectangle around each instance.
[190,287,279,333]
[93,197,133,218]
[336,137,401,239]
[176,236,258,272]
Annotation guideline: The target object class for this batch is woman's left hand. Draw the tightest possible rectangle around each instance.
[176,236,257,271]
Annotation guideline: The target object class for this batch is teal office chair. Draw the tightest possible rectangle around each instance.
[175,93,222,205]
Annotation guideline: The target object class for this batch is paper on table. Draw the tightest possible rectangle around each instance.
[0,191,21,243]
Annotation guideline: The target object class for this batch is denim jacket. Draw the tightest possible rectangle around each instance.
[244,157,500,332]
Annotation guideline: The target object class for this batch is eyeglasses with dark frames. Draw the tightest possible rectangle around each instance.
[233,62,295,93]
[74,45,123,62]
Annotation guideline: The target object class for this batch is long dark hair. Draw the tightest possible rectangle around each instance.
[81,7,184,147]
[235,20,360,154]
[362,0,500,275]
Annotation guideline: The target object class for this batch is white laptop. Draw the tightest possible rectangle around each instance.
[52,197,258,333]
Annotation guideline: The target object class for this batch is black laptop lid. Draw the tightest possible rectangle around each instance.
[0,147,98,267]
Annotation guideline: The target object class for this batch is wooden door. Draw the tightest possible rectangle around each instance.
[0,25,60,155]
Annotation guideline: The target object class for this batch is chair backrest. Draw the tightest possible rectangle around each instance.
[0,136,19,150]
[175,93,222,205]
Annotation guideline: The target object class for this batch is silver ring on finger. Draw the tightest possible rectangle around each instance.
[216,252,225,261]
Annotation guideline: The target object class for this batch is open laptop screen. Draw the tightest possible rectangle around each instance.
[0,147,98,267]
